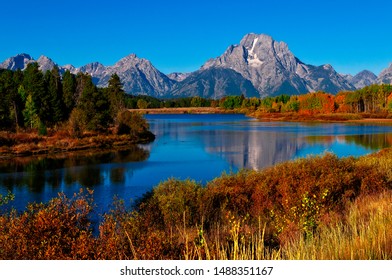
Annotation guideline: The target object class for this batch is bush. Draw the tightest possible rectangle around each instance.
[116,110,154,141]
[68,108,85,138]
[0,189,95,259]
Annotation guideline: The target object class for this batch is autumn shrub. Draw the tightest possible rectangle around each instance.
[203,170,263,229]
[95,180,205,260]
[150,179,204,228]
[255,153,392,243]
[116,110,155,141]
[0,189,95,259]
[68,108,86,138]
[202,152,391,245]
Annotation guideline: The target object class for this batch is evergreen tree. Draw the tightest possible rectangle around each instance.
[107,73,125,121]
[23,63,46,124]
[0,70,25,130]
[23,93,40,129]
[45,66,64,124]
[12,70,25,129]
[0,70,12,129]
[77,73,110,131]
[62,70,76,117]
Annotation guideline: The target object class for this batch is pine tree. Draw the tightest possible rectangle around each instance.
[45,66,64,124]
[23,63,47,124]
[0,70,13,129]
[107,73,125,121]
[23,93,40,129]
[77,73,110,131]
[62,70,76,118]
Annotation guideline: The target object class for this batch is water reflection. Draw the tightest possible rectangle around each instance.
[146,115,392,171]
[0,146,149,211]
[344,134,392,150]
[201,125,392,170]
[201,130,305,170]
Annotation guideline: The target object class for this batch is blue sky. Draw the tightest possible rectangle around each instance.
[1,0,391,75]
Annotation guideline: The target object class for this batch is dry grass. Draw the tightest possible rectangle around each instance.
[277,191,392,260]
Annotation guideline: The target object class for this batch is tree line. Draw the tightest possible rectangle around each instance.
[126,85,392,115]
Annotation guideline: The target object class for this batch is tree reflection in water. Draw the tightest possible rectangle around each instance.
[0,145,149,195]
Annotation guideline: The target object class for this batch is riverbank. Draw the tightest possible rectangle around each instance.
[251,111,392,124]
[0,130,154,160]
[130,107,392,124]
[129,107,227,114]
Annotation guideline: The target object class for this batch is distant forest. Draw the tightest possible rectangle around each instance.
[1,64,392,134]
[129,84,392,114]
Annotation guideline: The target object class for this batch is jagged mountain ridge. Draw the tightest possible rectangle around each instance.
[0,33,390,97]
[377,63,392,84]
[201,33,355,96]
[350,70,378,89]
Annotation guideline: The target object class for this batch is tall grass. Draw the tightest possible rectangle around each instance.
[277,191,392,259]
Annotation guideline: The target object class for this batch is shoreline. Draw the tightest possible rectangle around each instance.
[131,107,392,124]
[2,110,392,160]
[0,132,154,161]
[128,107,228,114]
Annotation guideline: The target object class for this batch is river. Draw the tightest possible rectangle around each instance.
[1,114,392,216]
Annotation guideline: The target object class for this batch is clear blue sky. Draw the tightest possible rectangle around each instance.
[1,0,391,75]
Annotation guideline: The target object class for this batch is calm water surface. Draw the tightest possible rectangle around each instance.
[1,114,392,215]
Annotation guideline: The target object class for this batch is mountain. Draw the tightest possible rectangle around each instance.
[0,53,34,71]
[350,70,377,89]
[167,72,191,82]
[2,34,392,98]
[377,64,392,84]
[201,33,355,96]
[169,68,259,98]
[0,53,68,74]
[74,54,175,96]
[36,55,58,73]
[0,53,174,97]
[106,54,175,96]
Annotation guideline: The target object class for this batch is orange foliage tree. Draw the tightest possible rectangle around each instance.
[298,92,336,114]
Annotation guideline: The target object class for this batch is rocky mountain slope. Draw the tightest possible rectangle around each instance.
[201,33,355,96]
[377,63,392,84]
[169,67,259,98]
[349,70,378,89]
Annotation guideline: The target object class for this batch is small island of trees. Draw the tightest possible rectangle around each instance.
[0,64,154,157]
